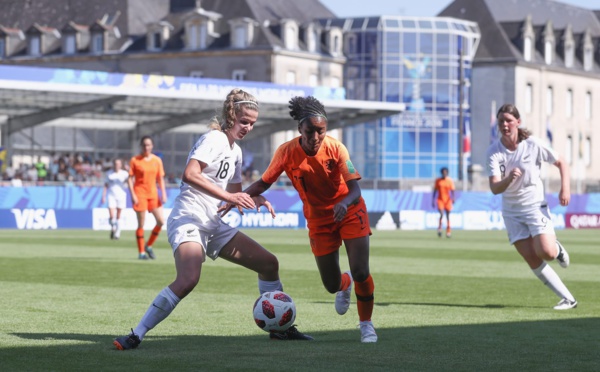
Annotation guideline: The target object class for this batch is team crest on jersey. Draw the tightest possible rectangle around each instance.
[346,160,356,174]
[325,159,335,171]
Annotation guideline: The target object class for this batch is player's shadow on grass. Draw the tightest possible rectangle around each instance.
[7,318,600,371]
[313,300,539,309]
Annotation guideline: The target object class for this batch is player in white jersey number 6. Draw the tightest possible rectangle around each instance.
[113,89,313,350]
[487,103,576,310]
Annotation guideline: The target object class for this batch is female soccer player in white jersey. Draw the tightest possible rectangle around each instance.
[113,89,312,350]
[102,158,129,239]
[487,103,576,310]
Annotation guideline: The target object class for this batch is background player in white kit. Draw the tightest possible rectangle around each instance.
[102,158,129,239]
[114,89,312,350]
[487,103,576,310]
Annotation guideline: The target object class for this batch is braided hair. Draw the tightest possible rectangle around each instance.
[214,89,259,131]
[288,96,327,125]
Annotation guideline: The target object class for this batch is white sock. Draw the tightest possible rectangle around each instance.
[115,219,121,237]
[134,287,181,340]
[258,279,283,294]
[532,262,575,301]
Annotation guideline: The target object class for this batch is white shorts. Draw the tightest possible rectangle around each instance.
[502,205,555,244]
[107,193,127,209]
[167,219,238,261]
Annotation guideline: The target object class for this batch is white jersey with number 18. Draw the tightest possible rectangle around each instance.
[168,129,243,229]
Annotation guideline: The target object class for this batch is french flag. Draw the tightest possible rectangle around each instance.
[463,118,471,155]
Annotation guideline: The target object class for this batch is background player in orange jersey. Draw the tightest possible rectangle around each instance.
[128,136,167,259]
[432,167,455,238]
[243,96,377,343]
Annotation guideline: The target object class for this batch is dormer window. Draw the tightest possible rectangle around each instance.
[0,38,5,59]
[584,47,593,71]
[522,15,534,62]
[325,27,343,57]
[184,8,220,50]
[304,23,320,53]
[545,40,553,65]
[583,29,593,72]
[91,33,103,53]
[281,19,298,50]
[64,34,76,54]
[229,18,257,49]
[147,21,173,51]
[565,43,574,67]
[524,36,532,61]
[563,24,574,68]
[28,35,40,56]
[233,25,246,48]
[543,20,554,65]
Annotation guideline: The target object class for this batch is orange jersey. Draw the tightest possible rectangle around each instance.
[129,154,165,197]
[261,136,361,221]
[434,177,455,203]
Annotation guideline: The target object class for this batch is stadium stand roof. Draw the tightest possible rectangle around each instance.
[0,65,405,149]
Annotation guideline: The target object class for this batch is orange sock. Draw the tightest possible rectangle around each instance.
[339,272,352,292]
[146,225,162,247]
[136,228,145,254]
[354,275,375,322]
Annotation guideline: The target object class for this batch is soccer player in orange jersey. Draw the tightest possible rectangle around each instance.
[128,136,167,260]
[244,96,377,343]
[432,167,455,238]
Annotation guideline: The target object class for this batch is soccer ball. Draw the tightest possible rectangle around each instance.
[252,290,296,332]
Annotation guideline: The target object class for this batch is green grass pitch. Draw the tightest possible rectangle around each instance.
[0,229,598,371]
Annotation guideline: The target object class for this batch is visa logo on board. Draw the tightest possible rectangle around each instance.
[11,209,58,229]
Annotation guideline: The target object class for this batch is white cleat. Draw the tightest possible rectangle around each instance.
[335,271,353,315]
[553,298,577,310]
[359,321,378,343]
[555,240,570,268]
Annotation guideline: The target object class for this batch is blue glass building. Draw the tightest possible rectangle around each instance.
[325,17,480,181]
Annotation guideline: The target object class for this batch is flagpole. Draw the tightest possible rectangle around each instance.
[458,36,465,191]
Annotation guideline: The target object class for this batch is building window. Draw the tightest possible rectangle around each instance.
[0,38,5,59]
[232,69,246,81]
[64,35,76,54]
[368,82,377,100]
[284,24,297,50]
[92,33,103,53]
[233,26,246,48]
[584,137,591,166]
[565,43,574,68]
[150,31,161,50]
[585,91,592,119]
[566,135,572,164]
[199,24,207,49]
[523,37,532,62]
[190,70,204,78]
[546,86,553,116]
[544,40,553,65]
[346,34,357,55]
[309,74,318,87]
[307,27,318,52]
[525,83,533,113]
[584,47,593,71]
[188,24,198,49]
[333,35,340,55]
[566,89,573,118]
[286,71,296,85]
[29,36,41,56]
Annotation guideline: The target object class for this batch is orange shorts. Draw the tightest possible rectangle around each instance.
[307,199,372,257]
[437,199,453,212]
[133,195,162,212]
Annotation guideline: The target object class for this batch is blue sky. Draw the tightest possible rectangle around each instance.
[319,0,600,18]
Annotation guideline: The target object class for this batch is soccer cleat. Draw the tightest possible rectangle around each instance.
[113,329,141,350]
[269,325,314,341]
[446,232,451,238]
[335,271,353,315]
[110,230,115,240]
[553,298,577,310]
[437,229,442,238]
[359,320,378,343]
[145,246,156,260]
[555,240,569,268]
[138,253,148,260]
